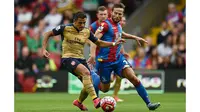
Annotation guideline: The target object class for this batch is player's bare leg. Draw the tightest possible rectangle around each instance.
[99,82,110,93]
[113,76,124,102]
[74,64,101,108]
[73,70,101,110]
[122,67,160,110]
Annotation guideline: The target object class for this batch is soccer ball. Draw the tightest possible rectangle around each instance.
[100,96,117,112]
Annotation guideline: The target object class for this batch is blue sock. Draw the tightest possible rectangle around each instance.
[91,70,100,97]
[135,82,151,105]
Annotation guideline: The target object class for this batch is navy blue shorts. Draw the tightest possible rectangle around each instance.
[96,54,131,84]
[61,58,90,77]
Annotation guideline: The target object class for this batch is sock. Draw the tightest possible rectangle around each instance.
[82,75,98,100]
[91,70,100,97]
[135,82,151,105]
[78,88,88,103]
[113,76,122,97]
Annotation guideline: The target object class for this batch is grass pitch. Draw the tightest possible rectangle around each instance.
[15,93,185,112]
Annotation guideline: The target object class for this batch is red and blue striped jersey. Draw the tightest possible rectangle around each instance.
[96,18,123,62]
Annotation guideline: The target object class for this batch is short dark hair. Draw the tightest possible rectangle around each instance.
[73,11,87,21]
[97,6,107,12]
[112,3,125,11]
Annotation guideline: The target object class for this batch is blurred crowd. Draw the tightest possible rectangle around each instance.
[128,2,186,70]
[14,0,144,92]
[14,0,185,92]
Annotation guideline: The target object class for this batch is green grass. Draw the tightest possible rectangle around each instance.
[15,93,185,112]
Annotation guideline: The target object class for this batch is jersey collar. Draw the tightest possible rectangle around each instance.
[72,23,81,32]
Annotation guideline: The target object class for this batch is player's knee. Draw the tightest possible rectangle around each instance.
[101,89,109,93]
[82,69,90,76]
[100,85,110,93]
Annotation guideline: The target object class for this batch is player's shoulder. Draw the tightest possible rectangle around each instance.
[83,27,91,34]
[100,21,109,28]
[90,21,97,26]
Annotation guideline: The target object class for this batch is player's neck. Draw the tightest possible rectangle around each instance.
[97,20,102,24]
[72,23,80,32]
[111,18,118,24]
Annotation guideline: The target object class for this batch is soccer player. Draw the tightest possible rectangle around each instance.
[72,6,127,110]
[89,3,160,110]
[112,16,128,102]
[90,6,129,102]
[42,11,125,110]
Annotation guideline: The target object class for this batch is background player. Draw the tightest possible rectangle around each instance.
[89,6,129,102]
[42,11,125,110]
[89,3,160,110]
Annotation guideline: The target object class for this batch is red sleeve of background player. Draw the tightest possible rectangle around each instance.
[98,22,109,35]
[146,58,152,67]
[90,26,95,33]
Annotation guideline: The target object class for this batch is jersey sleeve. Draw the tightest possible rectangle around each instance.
[52,25,65,35]
[88,31,98,43]
[90,26,95,33]
[97,22,109,35]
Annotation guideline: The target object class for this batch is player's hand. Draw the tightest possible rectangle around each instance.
[136,37,148,46]
[42,49,50,58]
[122,52,130,59]
[87,56,96,65]
[115,39,126,46]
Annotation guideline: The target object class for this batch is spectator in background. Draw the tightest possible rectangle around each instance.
[177,33,186,61]
[34,0,50,15]
[27,31,42,56]
[170,33,185,69]
[157,21,172,45]
[15,46,35,92]
[166,3,183,28]
[44,7,62,31]
[32,48,50,74]
[15,46,34,76]
[29,4,45,27]
[157,34,173,57]
[158,56,174,69]
[17,6,33,30]
[171,27,179,45]
[177,22,185,34]
[148,46,162,69]
[131,47,152,69]
[175,54,185,69]
[34,19,46,35]
[15,28,27,60]
[19,30,28,46]
[144,36,154,56]
[60,9,73,24]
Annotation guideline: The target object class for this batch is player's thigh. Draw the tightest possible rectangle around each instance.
[74,64,90,76]
[61,58,90,78]
[98,62,113,84]
[122,67,140,85]
[114,55,131,77]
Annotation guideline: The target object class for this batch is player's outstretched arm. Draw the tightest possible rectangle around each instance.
[87,40,96,65]
[42,31,54,58]
[95,39,126,47]
[122,31,148,46]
